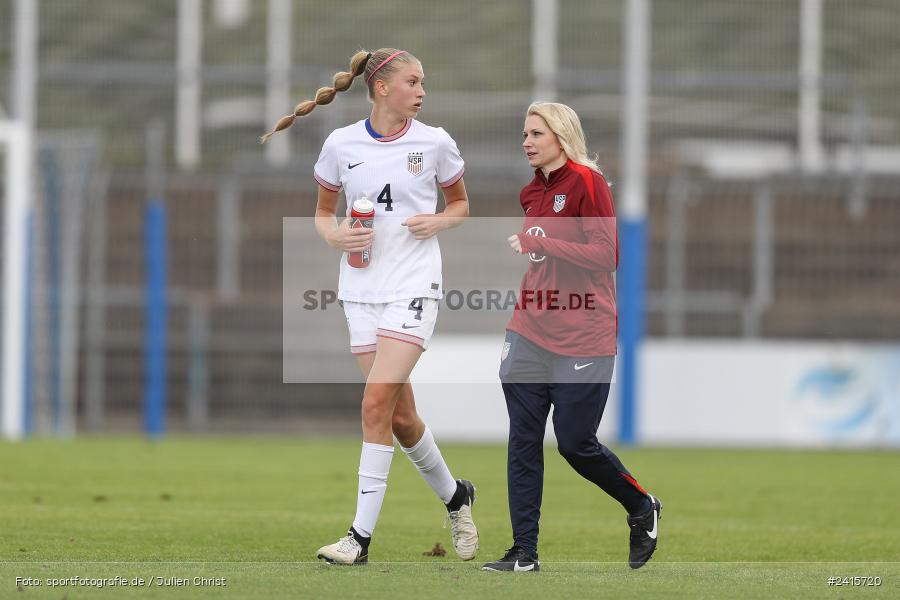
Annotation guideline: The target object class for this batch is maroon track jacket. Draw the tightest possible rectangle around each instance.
[506,159,619,357]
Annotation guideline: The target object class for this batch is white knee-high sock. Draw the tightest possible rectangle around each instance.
[400,427,458,504]
[352,442,394,538]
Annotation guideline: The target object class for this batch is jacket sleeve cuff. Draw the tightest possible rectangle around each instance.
[518,233,542,254]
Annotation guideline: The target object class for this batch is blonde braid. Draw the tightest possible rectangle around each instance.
[259,50,371,144]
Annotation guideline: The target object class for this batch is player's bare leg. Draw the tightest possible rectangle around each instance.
[356,342,478,559]
[382,344,479,560]
[316,340,417,565]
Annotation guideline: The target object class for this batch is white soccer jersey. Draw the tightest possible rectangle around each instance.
[314,118,465,303]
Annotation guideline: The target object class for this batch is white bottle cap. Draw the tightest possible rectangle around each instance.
[353,197,374,212]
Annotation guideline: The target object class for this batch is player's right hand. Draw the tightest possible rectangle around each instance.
[328,217,374,252]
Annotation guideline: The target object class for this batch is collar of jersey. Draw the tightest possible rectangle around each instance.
[365,118,412,142]
[535,159,573,185]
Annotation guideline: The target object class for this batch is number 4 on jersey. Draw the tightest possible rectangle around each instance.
[377,183,393,212]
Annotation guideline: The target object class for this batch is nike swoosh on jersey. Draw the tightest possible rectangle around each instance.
[401,323,421,329]
[573,362,594,370]
[513,560,535,572]
[348,161,364,169]
[360,490,377,495]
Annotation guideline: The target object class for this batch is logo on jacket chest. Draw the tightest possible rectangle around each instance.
[553,194,567,213]
[525,225,546,263]
[407,152,424,175]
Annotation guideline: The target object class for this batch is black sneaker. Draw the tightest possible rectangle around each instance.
[627,494,662,569]
[481,545,540,572]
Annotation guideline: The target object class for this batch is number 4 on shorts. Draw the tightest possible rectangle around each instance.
[408,298,423,321]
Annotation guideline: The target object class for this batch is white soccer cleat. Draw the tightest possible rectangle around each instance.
[316,530,368,565]
[446,479,479,560]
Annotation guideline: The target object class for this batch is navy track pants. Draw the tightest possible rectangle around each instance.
[499,330,649,555]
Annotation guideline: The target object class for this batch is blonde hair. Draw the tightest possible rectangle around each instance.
[526,102,602,174]
[260,48,419,143]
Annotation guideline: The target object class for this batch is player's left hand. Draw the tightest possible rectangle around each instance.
[402,214,446,240]
[508,234,524,254]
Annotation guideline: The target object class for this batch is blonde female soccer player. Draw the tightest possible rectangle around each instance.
[262,48,478,565]
[482,102,660,572]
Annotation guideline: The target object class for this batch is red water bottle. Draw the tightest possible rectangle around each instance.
[348,197,375,268]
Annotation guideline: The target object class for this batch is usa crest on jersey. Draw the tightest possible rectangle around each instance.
[553,194,567,213]
[408,152,424,175]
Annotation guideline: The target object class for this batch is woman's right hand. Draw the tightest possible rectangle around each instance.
[508,234,524,254]
[327,217,374,252]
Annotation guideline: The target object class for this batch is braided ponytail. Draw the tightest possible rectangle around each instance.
[259,50,371,144]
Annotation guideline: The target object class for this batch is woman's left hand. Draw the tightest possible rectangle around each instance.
[403,214,446,240]
[508,234,524,254]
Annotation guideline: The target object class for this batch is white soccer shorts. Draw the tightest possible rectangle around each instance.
[343,298,439,354]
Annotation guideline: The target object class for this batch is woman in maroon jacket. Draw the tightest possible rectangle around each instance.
[482,102,661,573]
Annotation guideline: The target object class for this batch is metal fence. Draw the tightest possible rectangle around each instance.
[2,0,899,433]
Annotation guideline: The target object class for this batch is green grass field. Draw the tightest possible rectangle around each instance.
[1,438,898,599]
